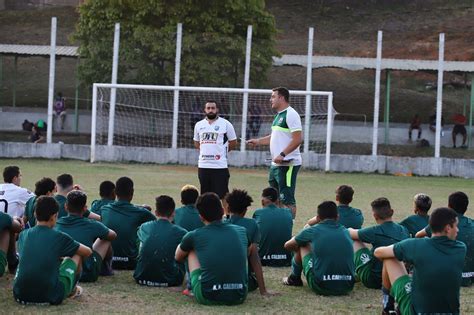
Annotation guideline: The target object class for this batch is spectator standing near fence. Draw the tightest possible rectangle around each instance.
[53,92,66,131]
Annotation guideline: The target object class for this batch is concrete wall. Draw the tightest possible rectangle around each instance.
[1,142,473,178]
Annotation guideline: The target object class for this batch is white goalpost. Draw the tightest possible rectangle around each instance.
[90,83,335,170]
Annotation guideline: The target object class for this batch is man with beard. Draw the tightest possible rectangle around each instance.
[193,101,237,200]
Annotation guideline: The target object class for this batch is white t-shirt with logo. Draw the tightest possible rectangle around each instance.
[270,106,302,166]
[0,183,35,217]
[193,117,237,169]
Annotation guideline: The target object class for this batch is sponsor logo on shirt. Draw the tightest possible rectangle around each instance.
[462,272,474,278]
[215,155,221,160]
[278,117,283,124]
[202,155,217,160]
[262,254,288,260]
[322,275,353,281]
[112,256,129,262]
[212,283,244,291]
[214,125,220,131]
[360,253,371,264]
[137,280,169,287]
[404,282,412,294]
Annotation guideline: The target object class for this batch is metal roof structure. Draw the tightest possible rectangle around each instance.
[0,44,78,57]
[273,54,474,72]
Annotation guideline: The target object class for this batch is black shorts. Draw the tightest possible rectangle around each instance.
[198,168,230,199]
[453,125,466,135]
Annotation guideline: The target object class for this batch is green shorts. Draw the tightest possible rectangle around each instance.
[59,258,78,299]
[354,248,381,289]
[80,251,102,283]
[0,250,6,277]
[391,275,414,315]
[190,269,246,305]
[268,165,300,206]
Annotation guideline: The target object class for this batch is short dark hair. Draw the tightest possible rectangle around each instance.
[261,187,279,203]
[317,201,338,220]
[272,87,290,102]
[225,189,253,215]
[35,196,59,222]
[34,177,56,196]
[3,166,20,183]
[336,185,354,204]
[414,193,432,213]
[99,180,115,198]
[115,177,134,198]
[448,191,469,215]
[66,190,87,214]
[155,195,175,217]
[371,197,393,220]
[56,174,73,190]
[429,207,458,233]
[195,192,223,222]
[181,185,199,205]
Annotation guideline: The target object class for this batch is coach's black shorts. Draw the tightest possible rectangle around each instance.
[453,124,467,135]
[198,168,230,199]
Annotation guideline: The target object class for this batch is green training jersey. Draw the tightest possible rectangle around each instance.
[133,219,187,286]
[425,214,474,286]
[174,204,204,232]
[337,205,364,229]
[24,196,37,228]
[226,216,260,244]
[55,214,110,280]
[252,204,293,266]
[101,200,156,269]
[358,221,409,281]
[0,211,12,234]
[394,236,466,314]
[399,214,429,238]
[13,225,80,305]
[179,221,249,304]
[54,195,68,218]
[90,198,115,216]
[295,219,355,294]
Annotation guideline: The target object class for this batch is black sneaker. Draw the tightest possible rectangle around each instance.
[282,275,303,287]
[7,253,19,275]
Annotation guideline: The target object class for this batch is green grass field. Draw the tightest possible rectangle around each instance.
[0,158,473,314]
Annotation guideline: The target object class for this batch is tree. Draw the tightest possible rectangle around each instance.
[74,0,279,87]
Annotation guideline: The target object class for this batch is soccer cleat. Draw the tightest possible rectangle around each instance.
[7,253,19,275]
[182,288,194,297]
[282,275,303,287]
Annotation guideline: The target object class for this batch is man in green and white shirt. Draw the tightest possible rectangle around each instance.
[248,87,302,218]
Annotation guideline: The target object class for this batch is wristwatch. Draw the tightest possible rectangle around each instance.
[279,151,286,157]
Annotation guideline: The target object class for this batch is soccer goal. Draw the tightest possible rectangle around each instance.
[91,83,335,170]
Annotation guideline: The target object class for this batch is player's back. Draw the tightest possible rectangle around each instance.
[337,205,364,229]
[457,215,474,286]
[90,198,115,216]
[399,214,429,238]
[174,204,204,231]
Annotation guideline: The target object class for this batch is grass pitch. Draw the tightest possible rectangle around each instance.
[0,159,473,314]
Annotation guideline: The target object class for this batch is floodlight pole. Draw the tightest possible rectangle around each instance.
[240,25,253,152]
[371,31,383,156]
[303,27,314,154]
[171,23,183,150]
[107,23,120,146]
[46,17,57,144]
[434,33,445,158]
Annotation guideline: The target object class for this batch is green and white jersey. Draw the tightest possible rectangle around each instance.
[174,205,204,232]
[394,236,466,314]
[134,219,187,286]
[179,221,248,304]
[295,219,355,294]
[270,106,302,166]
[252,205,293,266]
[14,226,80,305]
[338,205,364,229]
[399,214,429,238]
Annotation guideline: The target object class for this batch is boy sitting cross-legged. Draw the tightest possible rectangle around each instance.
[283,201,355,295]
[13,196,92,305]
[134,195,187,287]
[55,190,117,282]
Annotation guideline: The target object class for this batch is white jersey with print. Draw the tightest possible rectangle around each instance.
[194,117,237,169]
[270,106,302,166]
[0,183,35,217]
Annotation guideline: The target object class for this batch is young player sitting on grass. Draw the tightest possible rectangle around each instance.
[225,189,273,296]
[13,196,92,305]
[55,190,117,282]
[349,198,409,314]
[283,201,355,295]
[55,174,100,221]
[174,184,204,232]
[23,177,56,228]
[252,187,293,267]
[175,192,249,305]
[134,195,187,287]
[399,193,431,237]
[416,191,474,287]
[101,177,156,270]
[0,211,22,276]
[306,185,364,229]
[90,180,116,216]
[375,207,466,315]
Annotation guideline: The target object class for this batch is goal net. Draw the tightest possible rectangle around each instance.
[91,84,335,169]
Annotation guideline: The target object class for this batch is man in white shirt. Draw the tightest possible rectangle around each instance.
[0,166,35,218]
[193,100,237,199]
[247,87,302,218]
